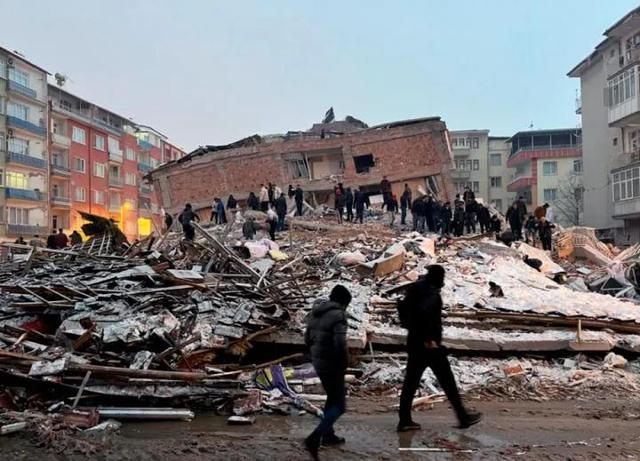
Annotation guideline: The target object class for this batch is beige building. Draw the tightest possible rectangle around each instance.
[450,130,515,212]
[569,6,640,243]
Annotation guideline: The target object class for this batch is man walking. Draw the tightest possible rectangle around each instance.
[400,184,412,226]
[397,265,481,432]
[388,193,399,228]
[304,285,352,459]
[354,188,366,224]
[345,187,354,222]
[477,204,490,234]
[380,175,392,209]
[440,202,453,236]
[506,202,524,240]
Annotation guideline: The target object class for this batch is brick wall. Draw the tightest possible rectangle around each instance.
[152,119,454,212]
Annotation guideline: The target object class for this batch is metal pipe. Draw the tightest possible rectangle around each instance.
[97,407,194,421]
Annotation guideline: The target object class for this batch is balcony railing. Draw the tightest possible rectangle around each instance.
[139,184,152,195]
[7,79,38,100]
[137,139,154,151]
[450,169,471,179]
[52,132,71,147]
[109,176,123,187]
[7,115,46,137]
[51,195,71,206]
[108,148,123,163]
[51,162,71,175]
[7,224,48,236]
[5,188,46,201]
[7,151,46,169]
[137,162,152,172]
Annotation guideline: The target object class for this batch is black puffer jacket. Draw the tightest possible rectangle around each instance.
[398,279,443,352]
[304,299,348,374]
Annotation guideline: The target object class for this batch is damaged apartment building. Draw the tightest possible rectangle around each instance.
[148,115,455,213]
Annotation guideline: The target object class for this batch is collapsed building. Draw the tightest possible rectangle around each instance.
[147,115,455,213]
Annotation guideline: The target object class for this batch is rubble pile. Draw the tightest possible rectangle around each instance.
[3,213,640,444]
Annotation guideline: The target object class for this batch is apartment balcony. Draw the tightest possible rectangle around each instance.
[137,139,154,151]
[7,79,38,101]
[109,176,123,188]
[5,187,46,201]
[52,132,71,148]
[51,194,71,207]
[139,184,152,195]
[108,148,123,163]
[51,162,71,176]
[6,151,46,170]
[138,162,152,172]
[452,145,471,157]
[7,115,46,137]
[450,169,471,180]
[612,149,640,171]
[7,224,48,237]
[507,145,581,168]
[506,175,535,193]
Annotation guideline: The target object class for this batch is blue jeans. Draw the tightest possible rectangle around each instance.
[277,214,286,231]
[308,371,346,441]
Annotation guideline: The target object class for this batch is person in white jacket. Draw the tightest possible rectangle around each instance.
[259,184,269,212]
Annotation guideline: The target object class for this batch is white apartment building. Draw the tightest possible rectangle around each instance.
[450,130,515,212]
[569,7,640,243]
[0,47,49,238]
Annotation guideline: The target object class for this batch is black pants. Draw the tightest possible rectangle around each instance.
[337,207,344,223]
[454,221,464,237]
[260,201,269,212]
[182,224,195,240]
[399,348,466,424]
[542,237,552,251]
[296,201,303,216]
[309,371,346,442]
[441,220,451,236]
[346,205,353,222]
[268,220,277,240]
[510,223,522,240]
[356,207,364,223]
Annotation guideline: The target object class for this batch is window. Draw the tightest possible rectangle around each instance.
[125,147,135,161]
[493,199,503,211]
[456,137,466,147]
[573,159,583,173]
[125,172,136,186]
[543,188,558,202]
[75,186,86,202]
[490,176,502,188]
[72,127,86,145]
[489,153,501,166]
[472,159,480,170]
[8,138,29,155]
[472,181,479,193]
[93,162,105,178]
[7,102,28,120]
[6,172,28,189]
[613,167,640,201]
[74,157,86,173]
[543,161,558,176]
[613,137,618,146]
[0,57,5,78]
[108,137,119,153]
[607,68,636,107]
[466,159,472,170]
[629,129,640,150]
[353,154,375,174]
[468,137,479,149]
[8,68,29,87]
[0,96,4,114]
[94,135,105,151]
[574,187,584,203]
[8,207,29,225]
[93,190,105,205]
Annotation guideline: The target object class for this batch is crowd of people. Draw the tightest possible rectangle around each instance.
[506,198,556,251]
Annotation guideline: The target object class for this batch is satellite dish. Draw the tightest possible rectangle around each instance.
[54,73,68,87]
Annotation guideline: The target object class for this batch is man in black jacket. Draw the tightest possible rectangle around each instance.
[397,265,481,432]
[275,193,288,231]
[477,204,490,234]
[304,285,352,459]
[345,187,354,222]
[439,202,453,236]
[294,184,304,217]
[354,188,366,224]
[178,203,200,240]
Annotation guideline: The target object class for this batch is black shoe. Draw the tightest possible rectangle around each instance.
[305,435,320,460]
[322,433,346,446]
[458,412,482,429]
[397,421,422,432]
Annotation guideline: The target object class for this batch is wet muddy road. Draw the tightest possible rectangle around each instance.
[3,398,640,460]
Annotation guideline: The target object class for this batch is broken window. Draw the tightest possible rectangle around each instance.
[353,154,375,174]
[288,159,309,179]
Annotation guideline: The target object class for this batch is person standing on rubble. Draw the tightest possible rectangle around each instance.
[268,182,276,208]
[47,229,58,249]
[14,236,25,245]
[489,214,501,238]
[178,203,200,241]
[516,196,528,223]
[506,202,524,240]
[226,195,238,225]
[216,198,227,225]
[354,188,366,224]
[425,195,436,232]
[56,228,69,248]
[345,187,354,222]
[288,184,295,199]
[524,215,538,245]
[275,192,288,231]
[304,285,352,458]
[477,204,490,234]
[248,191,260,211]
[164,211,174,232]
[335,184,345,224]
[400,184,411,226]
[259,184,269,212]
[411,197,423,231]
[266,207,278,240]
[440,202,453,236]
[539,217,555,251]
[388,193,399,228]
[397,265,482,432]
[380,175,392,210]
[70,230,82,246]
[453,201,465,237]
[295,184,305,217]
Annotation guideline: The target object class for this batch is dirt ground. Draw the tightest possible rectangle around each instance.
[3,397,640,460]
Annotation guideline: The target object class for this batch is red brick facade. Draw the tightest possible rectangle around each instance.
[150,118,454,213]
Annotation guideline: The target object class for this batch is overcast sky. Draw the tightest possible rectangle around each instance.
[3,0,638,151]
